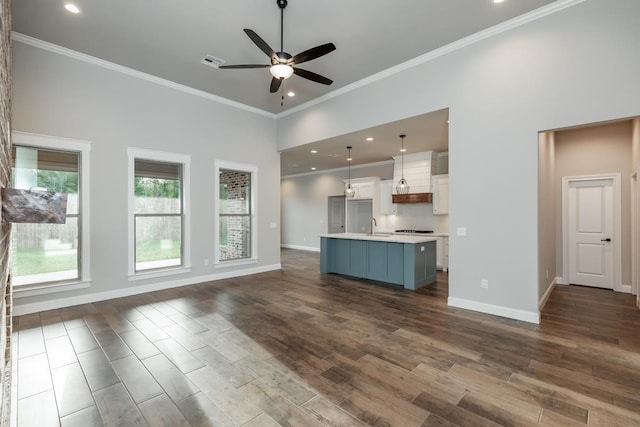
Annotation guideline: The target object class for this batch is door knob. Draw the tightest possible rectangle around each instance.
[601,238,611,242]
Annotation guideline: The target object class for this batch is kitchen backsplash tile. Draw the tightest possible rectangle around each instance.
[377,202,449,234]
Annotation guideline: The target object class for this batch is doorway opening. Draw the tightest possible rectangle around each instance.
[538,117,640,310]
[327,195,345,234]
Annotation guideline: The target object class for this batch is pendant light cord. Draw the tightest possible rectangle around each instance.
[347,146,352,182]
[345,145,354,198]
[400,134,406,180]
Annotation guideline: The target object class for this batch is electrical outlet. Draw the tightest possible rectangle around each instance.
[457,227,467,237]
[481,279,489,289]
[204,259,209,266]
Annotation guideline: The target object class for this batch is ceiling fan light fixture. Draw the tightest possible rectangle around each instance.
[270,64,294,79]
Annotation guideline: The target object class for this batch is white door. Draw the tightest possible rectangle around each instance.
[568,178,614,289]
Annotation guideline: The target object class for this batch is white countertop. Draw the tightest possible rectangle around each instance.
[429,232,449,237]
[379,231,449,237]
[319,233,439,244]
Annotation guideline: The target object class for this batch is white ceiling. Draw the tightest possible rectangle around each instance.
[281,109,450,176]
[12,0,557,175]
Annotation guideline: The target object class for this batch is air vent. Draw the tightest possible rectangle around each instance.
[200,55,225,69]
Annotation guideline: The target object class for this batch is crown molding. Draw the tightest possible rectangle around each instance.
[11,0,583,121]
[277,0,585,118]
[11,32,277,119]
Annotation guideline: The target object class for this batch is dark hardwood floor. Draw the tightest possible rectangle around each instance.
[12,249,640,426]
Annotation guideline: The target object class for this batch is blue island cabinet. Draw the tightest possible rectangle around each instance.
[367,241,404,285]
[320,236,436,290]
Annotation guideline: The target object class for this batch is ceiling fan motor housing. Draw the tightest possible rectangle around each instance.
[273,52,292,65]
[277,0,288,9]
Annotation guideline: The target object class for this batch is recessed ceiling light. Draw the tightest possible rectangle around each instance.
[400,148,407,153]
[311,150,317,154]
[311,167,316,171]
[366,137,374,141]
[287,91,295,97]
[64,3,80,13]
[493,0,505,3]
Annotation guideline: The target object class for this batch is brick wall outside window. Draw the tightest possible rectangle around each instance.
[0,0,13,423]
[220,170,251,260]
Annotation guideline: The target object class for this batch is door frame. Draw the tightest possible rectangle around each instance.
[327,195,346,234]
[561,173,625,292]
[632,169,640,305]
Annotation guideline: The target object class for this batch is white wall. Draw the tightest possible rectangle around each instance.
[276,0,640,322]
[281,161,449,250]
[11,42,281,313]
[281,162,392,250]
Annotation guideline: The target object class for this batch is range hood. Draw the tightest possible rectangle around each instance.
[392,151,436,203]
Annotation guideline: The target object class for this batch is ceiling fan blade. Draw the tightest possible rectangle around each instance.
[293,68,333,85]
[270,77,283,93]
[244,29,276,60]
[291,43,336,65]
[218,64,270,69]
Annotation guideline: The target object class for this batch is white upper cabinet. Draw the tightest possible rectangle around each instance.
[432,175,449,215]
[379,180,397,215]
[344,177,379,199]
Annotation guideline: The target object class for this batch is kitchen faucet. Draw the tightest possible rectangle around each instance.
[369,217,377,235]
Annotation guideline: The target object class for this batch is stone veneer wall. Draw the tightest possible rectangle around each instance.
[0,0,11,424]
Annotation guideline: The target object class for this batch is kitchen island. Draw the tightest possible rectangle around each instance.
[319,233,437,290]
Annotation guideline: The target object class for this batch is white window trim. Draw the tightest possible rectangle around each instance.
[11,131,92,297]
[214,160,258,267]
[127,147,191,279]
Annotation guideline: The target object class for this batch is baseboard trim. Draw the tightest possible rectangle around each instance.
[538,278,557,310]
[280,244,320,252]
[554,277,630,294]
[13,263,282,316]
[448,297,540,324]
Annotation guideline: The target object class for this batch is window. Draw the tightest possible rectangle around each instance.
[215,160,257,265]
[128,148,190,277]
[10,132,91,293]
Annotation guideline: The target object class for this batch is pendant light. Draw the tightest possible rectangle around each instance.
[345,146,356,198]
[396,134,410,194]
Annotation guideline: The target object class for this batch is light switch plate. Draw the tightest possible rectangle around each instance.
[457,227,467,237]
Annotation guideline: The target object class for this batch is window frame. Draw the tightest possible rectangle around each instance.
[11,131,92,297]
[214,160,258,267]
[127,148,191,280]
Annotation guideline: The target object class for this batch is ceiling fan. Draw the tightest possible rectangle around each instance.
[219,0,336,93]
